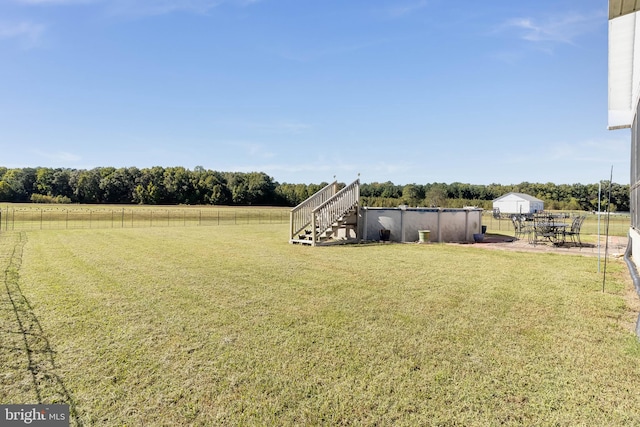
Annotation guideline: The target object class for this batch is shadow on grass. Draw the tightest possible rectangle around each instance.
[1,232,83,426]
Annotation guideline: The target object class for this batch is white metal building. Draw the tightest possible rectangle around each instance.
[608,0,640,264]
[492,192,544,215]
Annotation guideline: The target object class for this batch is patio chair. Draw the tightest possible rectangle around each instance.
[511,215,522,238]
[512,216,532,241]
[532,215,555,245]
[564,215,586,247]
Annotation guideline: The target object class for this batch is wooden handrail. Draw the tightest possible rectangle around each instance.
[312,180,359,213]
[289,179,360,244]
[311,179,359,244]
[289,181,338,239]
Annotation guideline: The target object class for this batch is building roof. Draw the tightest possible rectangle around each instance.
[610,0,640,20]
[608,1,640,129]
[493,192,544,203]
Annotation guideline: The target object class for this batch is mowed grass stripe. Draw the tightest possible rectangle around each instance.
[4,224,640,425]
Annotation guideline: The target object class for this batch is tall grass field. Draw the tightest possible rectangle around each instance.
[2,221,640,425]
[0,205,289,231]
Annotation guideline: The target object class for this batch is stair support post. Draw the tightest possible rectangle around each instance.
[311,213,317,246]
[289,210,295,241]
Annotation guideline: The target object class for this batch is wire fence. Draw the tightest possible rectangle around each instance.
[482,211,631,237]
[0,206,290,231]
[1,206,630,237]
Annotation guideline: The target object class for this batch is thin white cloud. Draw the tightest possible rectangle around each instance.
[499,10,606,46]
[106,0,222,16]
[14,0,260,15]
[386,0,430,18]
[273,39,386,63]
[109,0,263,16]
[241,159,409,177]
[549,137,629,163]
[246,143,275,159]
[240,160,415,185]
[247,121,311,134]
[499,136,629,180]
[31,149,82,163]
[15,0,98,4]
[0,21,46,47]
[489,50,525,65]
[231,162,356,176]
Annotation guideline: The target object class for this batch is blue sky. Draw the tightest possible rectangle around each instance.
[0,0,628,185]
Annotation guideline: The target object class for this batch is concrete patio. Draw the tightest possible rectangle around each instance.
[467,233,629,258]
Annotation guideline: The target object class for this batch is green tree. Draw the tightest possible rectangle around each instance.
[425,184,447,207]
[35,167,54,195]
[245,172,276,205]
[163,167,196,204]
[195,169,230,205]
[402,184,424,206]
[137,166,167,204]
[51,169,74,199]
[2,168,36,201]
[0,181,12,201]
[100,167,139,203]
[71,169,101,203]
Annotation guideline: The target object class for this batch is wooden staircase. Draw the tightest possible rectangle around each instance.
[289,179,360,246]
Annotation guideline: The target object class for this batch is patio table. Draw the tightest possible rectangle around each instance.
[532,222,568,246]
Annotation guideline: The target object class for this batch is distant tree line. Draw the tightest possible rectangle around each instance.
[0,167,630,211]
[0,166,327,206]
[360,181,630,212]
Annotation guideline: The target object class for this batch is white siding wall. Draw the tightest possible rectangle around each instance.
[493,194,544,214]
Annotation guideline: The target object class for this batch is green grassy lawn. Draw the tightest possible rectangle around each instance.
[2,224,640,425]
